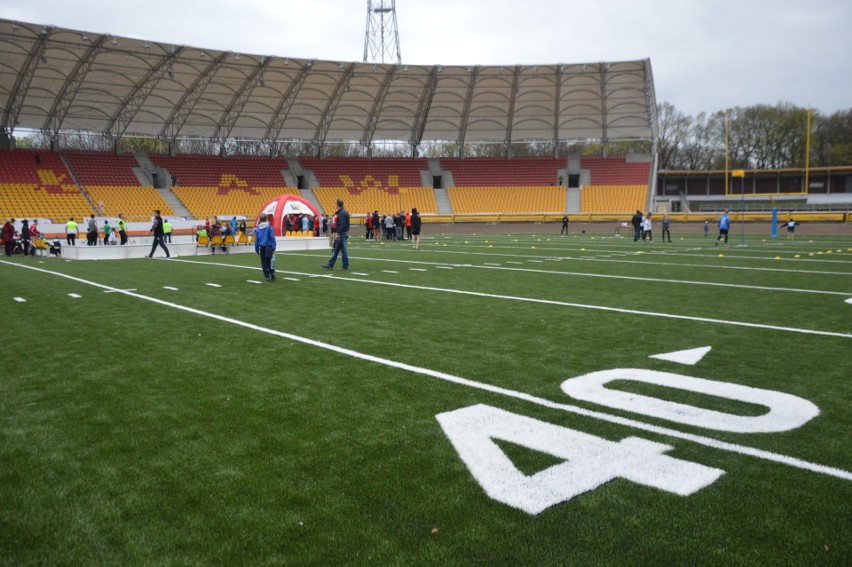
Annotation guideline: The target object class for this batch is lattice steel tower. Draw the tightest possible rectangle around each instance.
[363,0,402,64]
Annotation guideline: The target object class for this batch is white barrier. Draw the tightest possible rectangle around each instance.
[57,236,327,260]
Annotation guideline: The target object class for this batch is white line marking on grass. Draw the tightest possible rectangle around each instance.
[68,293,81,298]
[409,268,427,272]
[353,272,370,276]
[326,277,852,338]
[170,258,852,337]
[527,260,543,263]
[103,288,137,294]
[650,346,712,366]
[382,270,399,274]
[506,261,523,265]
[400,249,852,276]
[13,297,26,302]
[846,298,852,304]
[484,263,502,266]
[285,253,852,296]
[206,283,221,288]
[163,286,179,291]
[283,277,300,282]
[3,259,850,483]
[435,266,453,270]
[247,280,263,284]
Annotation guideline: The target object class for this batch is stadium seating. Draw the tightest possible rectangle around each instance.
[581,156,650,185]
[577,157,650,213]
[447,186,566,213]
[313,186,438,216]
[301,157,438,214]
[441,157,565,186]
[580,185,648,213]
[63,151,174,221]
[0,149,93,222]
[149,154,293,219]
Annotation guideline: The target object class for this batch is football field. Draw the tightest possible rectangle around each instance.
[1,228,850,565]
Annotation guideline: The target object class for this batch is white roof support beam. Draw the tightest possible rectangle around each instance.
[213,56,271,144]
[360,65,397,149]
[456,65,480,158]
[263,63,312,143]
[159,52,228,142]
[42,34,107,137]
[312,62,357,155]
[104,46,185,140]
[2,26,52,136]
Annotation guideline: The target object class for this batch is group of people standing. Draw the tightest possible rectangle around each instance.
[64,214,131,246]
[2,218,50,256]
[630,210,671,242]
[363,209,422,248]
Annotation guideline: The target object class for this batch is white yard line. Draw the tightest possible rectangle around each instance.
[3,259,850,483]
[285,253,851,296]
[170,258,852,338]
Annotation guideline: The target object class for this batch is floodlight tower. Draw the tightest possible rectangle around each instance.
[363,0,402,64]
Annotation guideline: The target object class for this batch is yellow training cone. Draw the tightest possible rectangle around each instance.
[718,254,725,258]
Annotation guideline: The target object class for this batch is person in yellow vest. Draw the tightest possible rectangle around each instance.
[163,219,173,243]
[65,217,78,246]
[117,213,128,245]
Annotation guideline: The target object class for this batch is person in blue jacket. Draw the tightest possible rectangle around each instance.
[322,199,350,271]
[254,213,277,282]
[715,210,731,246]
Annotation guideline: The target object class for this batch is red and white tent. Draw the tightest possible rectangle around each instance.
[256,194,321,236]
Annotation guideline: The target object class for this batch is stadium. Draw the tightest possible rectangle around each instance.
[1,5,850,565]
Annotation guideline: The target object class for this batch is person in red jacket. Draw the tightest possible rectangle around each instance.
[405,210,412,240]
[2,219,16,256]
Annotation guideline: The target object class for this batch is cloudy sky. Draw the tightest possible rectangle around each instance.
[2,0,850,116]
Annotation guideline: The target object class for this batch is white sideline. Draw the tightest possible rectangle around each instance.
[3,259,850,483]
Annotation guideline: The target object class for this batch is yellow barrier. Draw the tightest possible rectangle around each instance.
[350,211,851,225]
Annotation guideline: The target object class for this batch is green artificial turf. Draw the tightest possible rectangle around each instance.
[1,231,850,565]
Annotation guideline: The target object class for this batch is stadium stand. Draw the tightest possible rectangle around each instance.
[301,157,438,214]
[580,156,651,213]
[63,151,175,221]
[580,156,650,185]
[441,157,565,186]
[580,185,649,213]
[0,149,94,222]
[148,154,294,219]
[447,186,566,214]
[439,158,566,213]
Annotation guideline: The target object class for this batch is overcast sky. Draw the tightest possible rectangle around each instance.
[2,0,850,116]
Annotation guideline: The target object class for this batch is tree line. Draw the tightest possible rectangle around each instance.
[656,102,851,171]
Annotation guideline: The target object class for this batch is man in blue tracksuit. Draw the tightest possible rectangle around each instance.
[254,213,277,282]
[715,210,731,246]
[322,199,350,271]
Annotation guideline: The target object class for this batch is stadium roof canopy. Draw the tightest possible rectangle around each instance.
[0,18,658,150]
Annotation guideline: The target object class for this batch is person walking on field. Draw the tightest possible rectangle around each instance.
[631,210,643,241]
[715,210,731,246]
[322,199,350,271]
[410,208,422,249]
[254,213,277,282]
[661,215,672,242]
[642,213,653,242]
[561,215,569,235]
[146,210,171,258]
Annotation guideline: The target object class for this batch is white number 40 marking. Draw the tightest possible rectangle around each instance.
[436,404,724,515]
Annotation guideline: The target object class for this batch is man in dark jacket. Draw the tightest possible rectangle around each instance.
[322,199,350,271]
[146,210,170,258]
[631,210,643,242]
